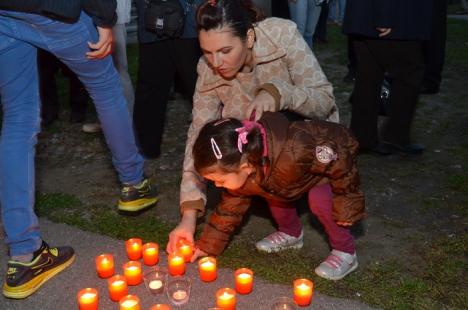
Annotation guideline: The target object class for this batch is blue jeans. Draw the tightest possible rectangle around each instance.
[0,11,144,256]
[288,0,322,49]
[328,0,346,23]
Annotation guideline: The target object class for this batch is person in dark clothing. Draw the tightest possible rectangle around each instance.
[271,0,290,19]
[422,0,448,94]
[38,50,89,126]
[343,0,432,155]
[0,0,157,299]
[314,1,329,44]
[133,0,203,159]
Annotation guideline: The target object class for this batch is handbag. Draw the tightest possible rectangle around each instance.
[144,0,187,39]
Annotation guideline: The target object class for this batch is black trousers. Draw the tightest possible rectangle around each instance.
[422,0,448,89]
[350,38,424,148]
[133,38,201,158]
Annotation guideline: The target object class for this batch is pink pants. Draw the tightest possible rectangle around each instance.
[266,183,355,254]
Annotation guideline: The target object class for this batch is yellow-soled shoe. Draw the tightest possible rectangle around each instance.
[3,241,75,299]
[118,178,158,212]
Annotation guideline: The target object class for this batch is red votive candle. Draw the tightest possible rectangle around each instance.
[108,274,128,302]
[95,254,115,278]
[198,256,217,282]
[216,288,236,310]
[142,242,159,266]
[293,278,313,307]
[234,268,253,294]
[77,288,98,310]
[119,294,140,310]
[168,252,185,276]
[125,238,142,260]
[149,304,172,310]
[176,239,193,263]
[123,261,142,286]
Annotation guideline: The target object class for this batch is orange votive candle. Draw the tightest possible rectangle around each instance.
[142,242,159,266]
[123,261,142,286]
[77,288,98,310]
[149,304,172,310]
[95,254,115,278]
[108,275,128,302]
[293,278,314,307]
[126,238,142,260]
[216,288,236,310]
[168,252,185,276]
[119,295,140,310]
[176,239,193,263]
[234,268,253,294]
[198,256,217,282]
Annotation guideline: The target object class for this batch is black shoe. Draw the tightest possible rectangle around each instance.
[382,142,425,155]
[420,84,440,95]
[118,178,159,212]
[359,143,392,156]
[3,241,75,299]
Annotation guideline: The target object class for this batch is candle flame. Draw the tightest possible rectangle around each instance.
[112,280,125,287]
[121,299,138,307]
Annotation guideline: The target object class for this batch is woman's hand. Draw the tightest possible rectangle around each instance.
[166,210,197,254]
[190,247,208,262]
[246,90,276,121]
[336,221,353,227]
[86,26,113,59]
[376,28,392,37]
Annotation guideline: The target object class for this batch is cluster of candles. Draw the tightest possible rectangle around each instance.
[77,238,314,309]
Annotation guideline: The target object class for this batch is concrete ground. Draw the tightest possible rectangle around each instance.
[0,219,376,310]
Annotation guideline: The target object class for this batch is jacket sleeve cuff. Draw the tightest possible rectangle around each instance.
[257,83,281,111]
[180,199,205,217]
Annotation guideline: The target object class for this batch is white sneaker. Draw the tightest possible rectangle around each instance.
[82,123,101,133]
[315,250,358,280]
[255,230,304,253]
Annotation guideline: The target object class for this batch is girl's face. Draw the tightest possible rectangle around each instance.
[199,26,254,79]
[202,166,252,190]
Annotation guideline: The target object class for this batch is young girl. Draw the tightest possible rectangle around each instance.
[190,112,365,280]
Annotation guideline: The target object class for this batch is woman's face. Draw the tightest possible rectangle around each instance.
[199,26,253,79]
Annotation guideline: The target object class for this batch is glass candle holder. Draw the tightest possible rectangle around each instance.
[95,254,115,278]
[270,297,298,310]
[142,242,159,266]
[166,276,191,307]
[293,278,313,307]
[143,267,168,295]
[123,261,142,286]
[216,288,236,310]
[119,294,140,310]
[108,274,128,302]
[234,268,253,294]
[125,238,142,260]
[198,256,217,282]
[77,288,98,310]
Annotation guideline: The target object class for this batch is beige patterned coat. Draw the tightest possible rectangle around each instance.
[180,17,338,214]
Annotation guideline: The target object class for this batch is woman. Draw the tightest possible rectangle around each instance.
[167,0,337,255]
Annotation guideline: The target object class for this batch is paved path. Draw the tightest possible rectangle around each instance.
[0,219,376,310]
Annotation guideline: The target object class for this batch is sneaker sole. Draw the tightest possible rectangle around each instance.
[3,254,76,299]
[256,241,304,253]
[315,261,359,281]
[118,197,159,212]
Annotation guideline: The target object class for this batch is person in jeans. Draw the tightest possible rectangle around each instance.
[189,113,365,280]
[0,0,157,299]
[288,0,322,49]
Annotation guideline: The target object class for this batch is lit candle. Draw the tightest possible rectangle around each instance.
[150,305,172,310]
[77,288,98,310]
[216,288,236,310]
[234,268,253,294]
[168,252,185,276]
[125,238,142,260]
[95,254,115,278]
[198,256,217,282]
[119,295,140,310]
[142,242,159,266]
[123,261,142,286]
[293,278,313,307]
[172,290,188,302]
[176,239,193,263]
[108,275,128,302]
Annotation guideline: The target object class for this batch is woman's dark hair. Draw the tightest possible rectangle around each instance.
[196,0,265,40]
[193,118,263,174]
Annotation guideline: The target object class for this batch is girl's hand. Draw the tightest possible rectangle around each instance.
[336,221,353,227]
[166,210,197,254]
[246,90,276,121]
[190,247,208,263]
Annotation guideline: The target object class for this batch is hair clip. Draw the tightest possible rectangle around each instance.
[214,118,230,126]
[210,137,223,159]
[235,127,249,153]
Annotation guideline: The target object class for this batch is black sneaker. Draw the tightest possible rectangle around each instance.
[118,178,158,212]
[3,241,75,299]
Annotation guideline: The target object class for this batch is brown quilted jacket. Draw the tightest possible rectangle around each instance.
[196,112,366,256]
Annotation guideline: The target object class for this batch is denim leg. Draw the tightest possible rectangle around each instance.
[338,0,347,23]
[0,11,144,184]
[303,0,322,49]
[328,0,337,22]
[0,30,42,256]
[288,0,307,36]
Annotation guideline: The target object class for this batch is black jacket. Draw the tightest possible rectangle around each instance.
[0,0,116,27]
[343,0,433,41]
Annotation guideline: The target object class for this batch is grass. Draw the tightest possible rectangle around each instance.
[32,18,468,310]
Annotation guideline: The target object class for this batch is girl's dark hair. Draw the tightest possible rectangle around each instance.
[193,118,263,174]
[196,0,265,40]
